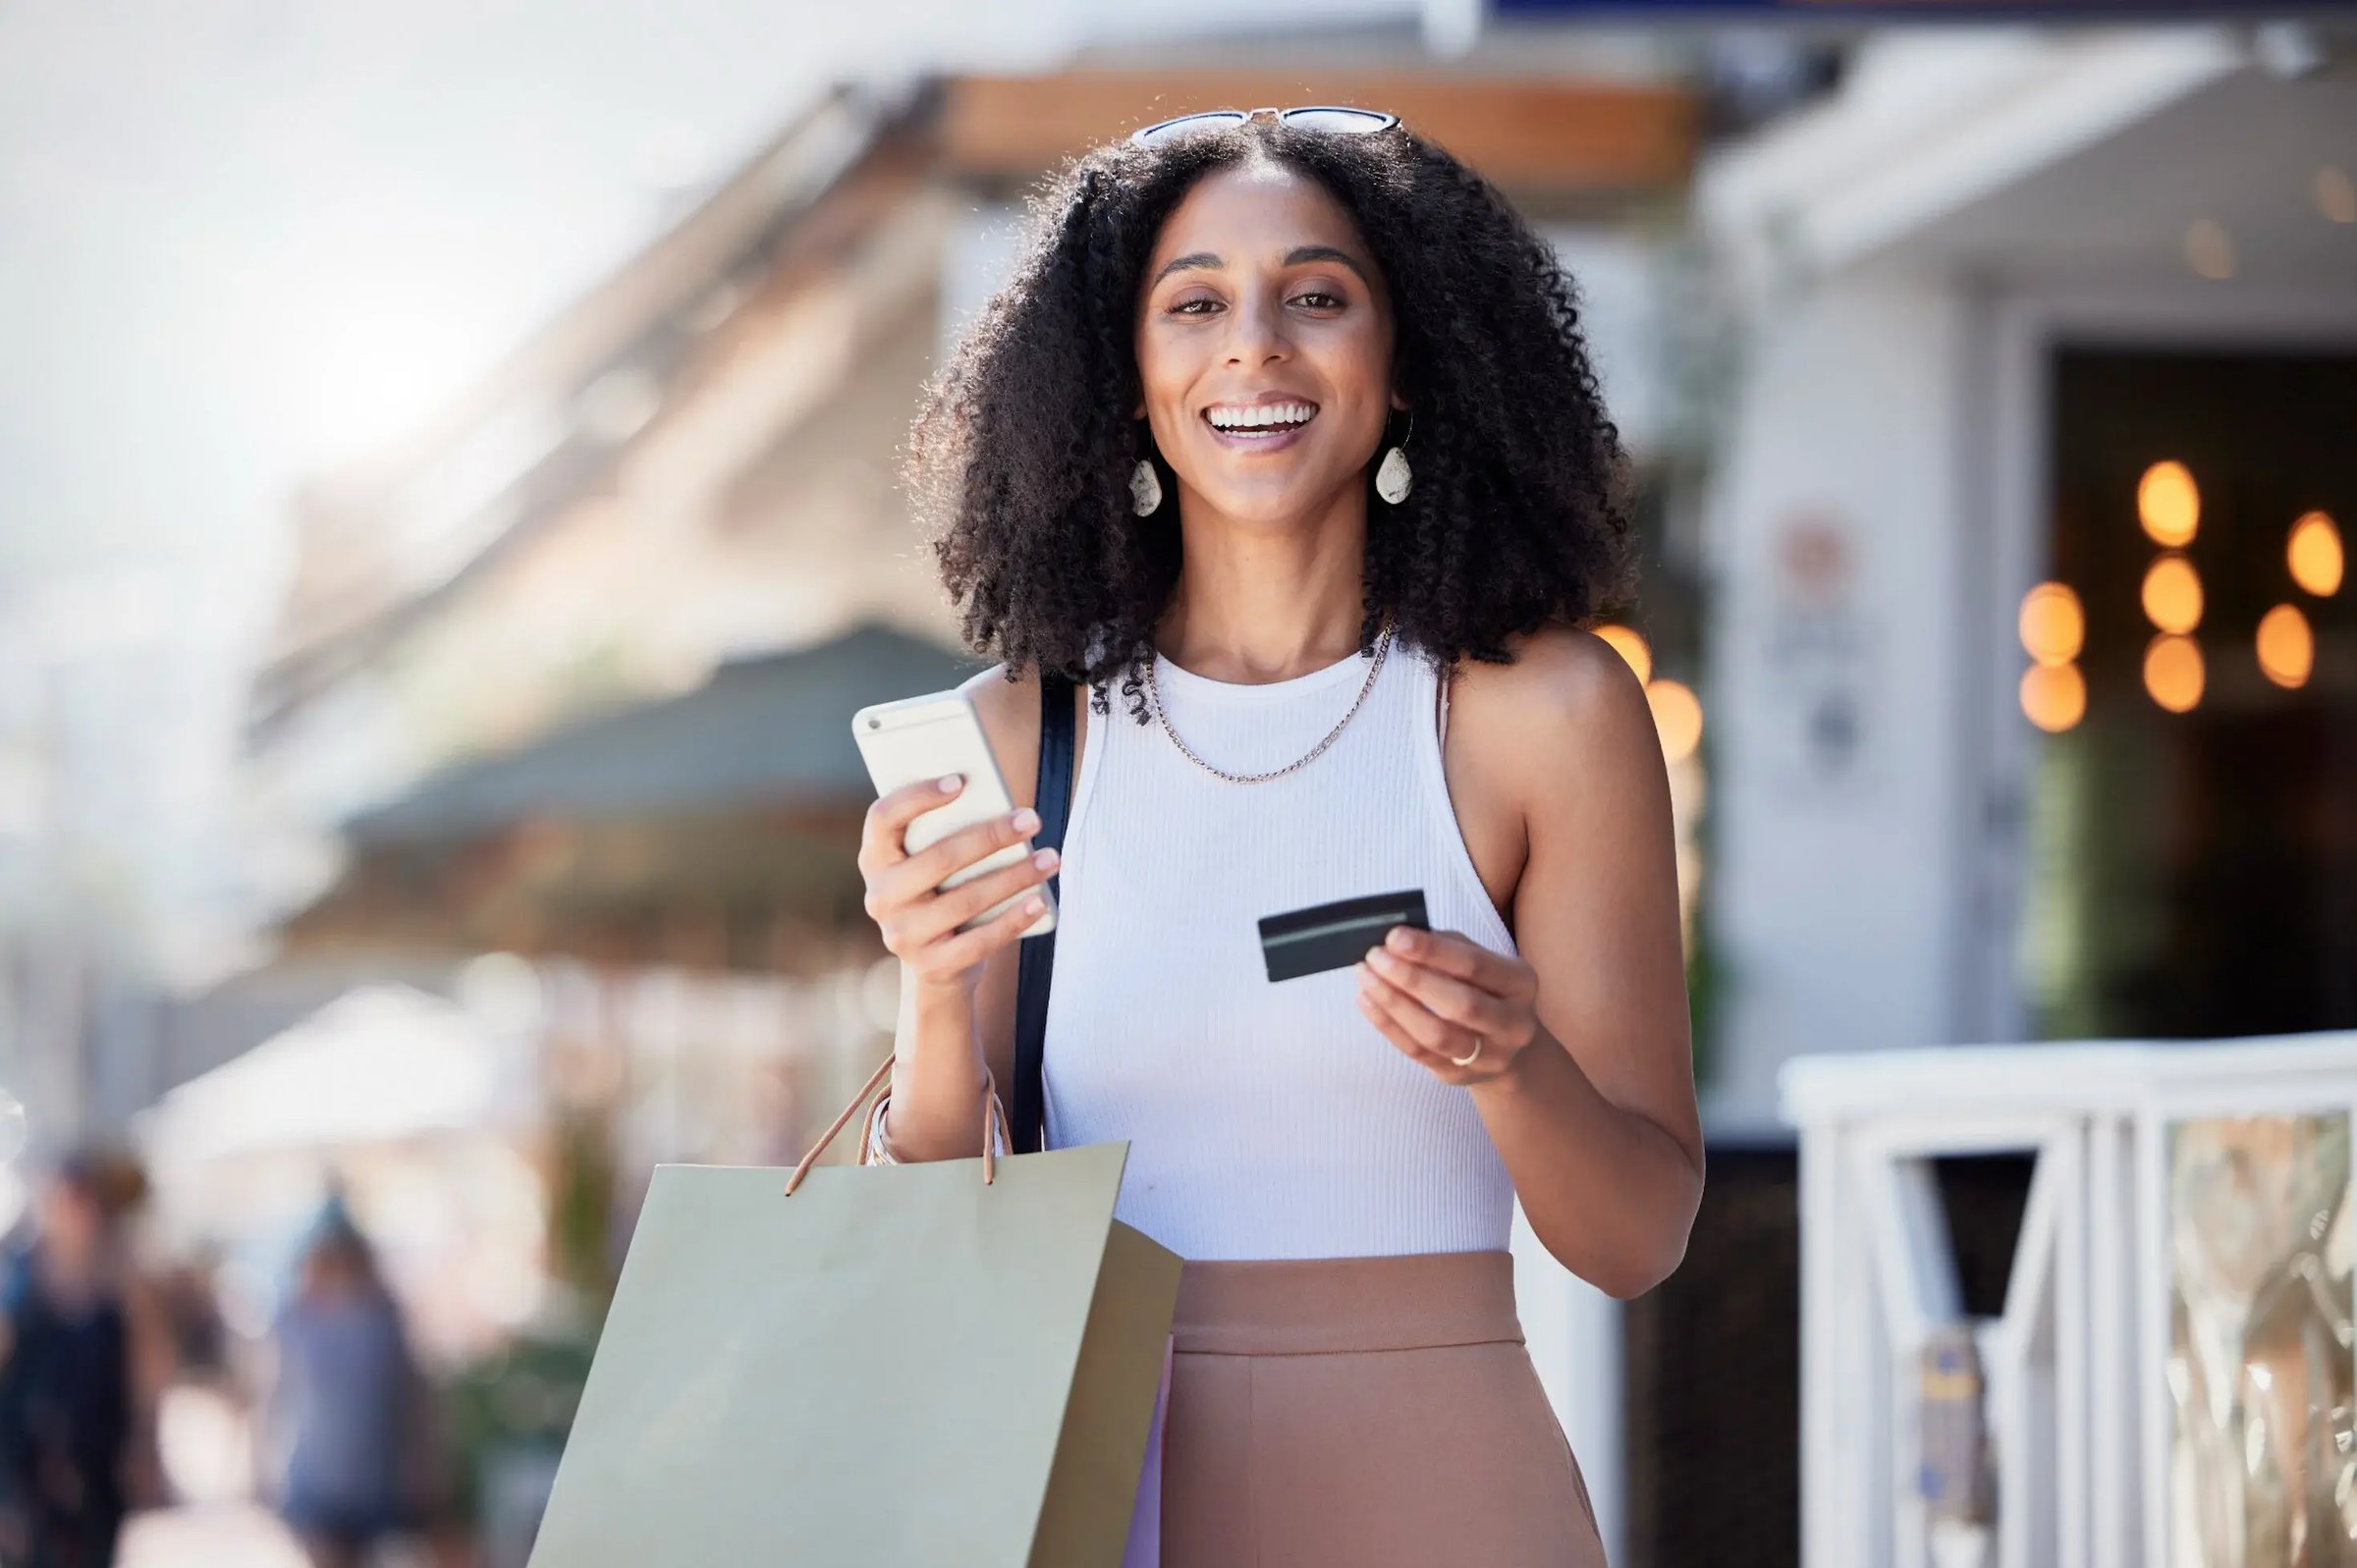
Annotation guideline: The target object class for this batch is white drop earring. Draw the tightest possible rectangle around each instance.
[1374,412,1413,506]
[1129,458,1164,516]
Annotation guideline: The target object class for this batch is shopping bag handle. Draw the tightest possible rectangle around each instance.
[783,1054,1007,1196]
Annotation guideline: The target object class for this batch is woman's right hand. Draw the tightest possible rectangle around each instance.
[858,775,1059,996]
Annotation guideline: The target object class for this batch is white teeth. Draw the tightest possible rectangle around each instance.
[1206,401,1316,430]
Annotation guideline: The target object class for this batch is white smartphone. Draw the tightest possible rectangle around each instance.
[850,689,1057,939]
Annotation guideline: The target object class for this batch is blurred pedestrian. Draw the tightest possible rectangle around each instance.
[259,1190,440,1568]
[0,1154,135,1568]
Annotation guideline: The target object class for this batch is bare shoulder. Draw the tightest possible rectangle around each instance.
[1448,624,1657,789]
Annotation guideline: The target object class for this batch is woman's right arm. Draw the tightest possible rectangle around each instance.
[857,665,1063,1162]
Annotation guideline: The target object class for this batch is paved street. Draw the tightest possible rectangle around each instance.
[118,1505,309,1568]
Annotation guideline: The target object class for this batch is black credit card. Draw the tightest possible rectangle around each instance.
[1257,890,1430,983]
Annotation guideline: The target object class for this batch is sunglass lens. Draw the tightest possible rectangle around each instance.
[1132,111,1245,144]
[1277,108,1397,135]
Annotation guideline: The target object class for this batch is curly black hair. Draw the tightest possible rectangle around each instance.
[905,117,1633,720]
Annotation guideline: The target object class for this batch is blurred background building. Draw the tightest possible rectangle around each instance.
[1,3,2351,1565]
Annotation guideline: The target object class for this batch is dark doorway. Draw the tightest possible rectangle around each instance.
[2023,349,2357,1039]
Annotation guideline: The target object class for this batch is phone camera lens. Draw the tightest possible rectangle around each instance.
[866,718,879,730]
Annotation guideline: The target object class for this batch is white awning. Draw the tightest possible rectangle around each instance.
[1699,29,2246,294]
[136,984,531,1170]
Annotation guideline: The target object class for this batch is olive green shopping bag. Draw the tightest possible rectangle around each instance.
[527,1057,1180,1567]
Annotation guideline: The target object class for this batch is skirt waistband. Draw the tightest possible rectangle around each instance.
[1171,1250,1523,1357]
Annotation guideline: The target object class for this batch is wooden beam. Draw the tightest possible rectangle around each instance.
[939,72,1697,194]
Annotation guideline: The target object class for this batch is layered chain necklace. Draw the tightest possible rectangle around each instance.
[1144,620,1397,784]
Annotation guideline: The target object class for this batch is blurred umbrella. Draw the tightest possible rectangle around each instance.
[134,985,531,1172]
[345,622,977,844]
[280,622,979,964]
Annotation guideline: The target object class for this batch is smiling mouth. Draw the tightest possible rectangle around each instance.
[1202,401,1319,440]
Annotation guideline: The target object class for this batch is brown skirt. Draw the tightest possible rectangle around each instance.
[1160,1250,1607,1568]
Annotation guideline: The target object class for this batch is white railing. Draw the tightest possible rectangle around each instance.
[1781,1032,2357,1568]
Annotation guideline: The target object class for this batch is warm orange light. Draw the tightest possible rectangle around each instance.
[2183,219,2236,281]
[2141,554,2204,634]
[1646,679,1703,763]
[2143,634,2205,714]
[2019,663,2087,733]
[2288,512,2344,597]
[1596,623,1653,685]
[2138,460,2200,547]
[2017,582,2084,666]
[2257,604,2314,689]
[2317,165,2357,226]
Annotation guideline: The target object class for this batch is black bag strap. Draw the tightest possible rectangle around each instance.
[1011,673,1076,1154]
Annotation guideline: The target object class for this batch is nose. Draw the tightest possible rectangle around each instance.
[1223,290,1290,368]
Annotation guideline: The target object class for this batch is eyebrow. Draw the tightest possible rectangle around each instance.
[1148,243,1372,291]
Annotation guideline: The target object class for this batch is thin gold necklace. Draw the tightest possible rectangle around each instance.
[1144,621,1396,784]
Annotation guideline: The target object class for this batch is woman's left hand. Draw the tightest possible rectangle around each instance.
[1355,925,1541,1084]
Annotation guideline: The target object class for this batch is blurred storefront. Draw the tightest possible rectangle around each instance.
[1693,28,2357,1116]
[1672,25,2356,1568]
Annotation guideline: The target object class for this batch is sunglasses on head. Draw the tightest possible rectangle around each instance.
[1128,105,1400,147]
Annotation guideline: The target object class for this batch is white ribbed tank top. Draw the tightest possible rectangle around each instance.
[1041,633,1519,1261]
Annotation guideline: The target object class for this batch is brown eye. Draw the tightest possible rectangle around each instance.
[1293,291,1344,310]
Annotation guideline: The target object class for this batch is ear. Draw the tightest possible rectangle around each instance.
[1389,388,1409,413]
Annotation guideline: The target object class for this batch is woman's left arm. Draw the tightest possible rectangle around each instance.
[1355,630,1704,1298]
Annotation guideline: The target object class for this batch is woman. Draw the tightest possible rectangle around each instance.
[861,106,1702,1565]
[262,1194,437,1568]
